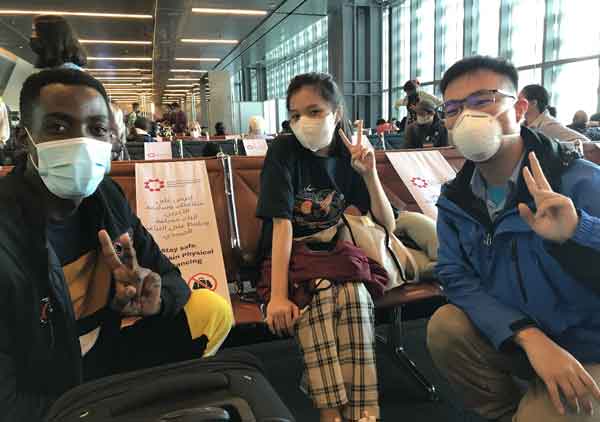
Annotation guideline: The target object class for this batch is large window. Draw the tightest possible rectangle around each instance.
[266,17,328,99]
[386,0,600,123]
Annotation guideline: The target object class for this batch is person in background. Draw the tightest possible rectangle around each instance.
[214,121,226,137]
[126,102,140,130]
[568,110,589,134]
[429,55,600,422]
[172,102,188,135]
[109,101,129,160]
[161,103,173,124]
[189,121,201,138]
[404,98,448,149]
[375,118,392,135]
[129,116,154,142]
[0,97,11,149]
[257,72,392,422]
[247,115,268,138]
[0,69,234,422]
[30,15,86,71]
[395,79,443,111]
[590,112,600,124]
[389,117,399,132]
[520,84,589,143]
[280,120,292,134]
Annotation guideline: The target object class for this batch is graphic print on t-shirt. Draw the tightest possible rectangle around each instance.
[292,186,346,236]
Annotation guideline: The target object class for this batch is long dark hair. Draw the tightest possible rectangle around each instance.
[32,15,87,68]
[286,72,352,157]
[521,84,550,113]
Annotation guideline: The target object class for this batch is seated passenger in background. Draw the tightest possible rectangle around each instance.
[569,110,600,142]
[568,110,589,134]
[428,56,600,422]
[0,69,233,422]
[214,121,226,137]
[375,118,392,135]
[257,72,393,422]
[403,98,448,149]
[247,115,268,138]
[129,116,154,142]
[520,84,590,143]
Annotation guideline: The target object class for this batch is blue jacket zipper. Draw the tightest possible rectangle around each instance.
[511,239,528,303]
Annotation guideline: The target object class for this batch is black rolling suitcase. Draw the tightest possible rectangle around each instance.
[46,351,295,422]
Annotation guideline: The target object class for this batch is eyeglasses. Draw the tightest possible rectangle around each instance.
[438,89,516,117]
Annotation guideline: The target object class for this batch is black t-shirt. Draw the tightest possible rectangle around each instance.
[256,135,371,256]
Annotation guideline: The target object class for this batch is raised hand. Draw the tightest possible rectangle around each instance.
[518,151,579,243]
[338,120,375,177]
[98,230,162,316]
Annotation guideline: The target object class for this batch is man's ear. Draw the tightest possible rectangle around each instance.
[514,97,528,123]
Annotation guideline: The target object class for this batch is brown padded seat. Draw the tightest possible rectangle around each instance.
[5,145,597,324]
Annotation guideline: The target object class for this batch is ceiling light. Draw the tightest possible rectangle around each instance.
[191,8,267,16]
[0,10,153,19]
[175,58,220,62]
[180,38,238,44]
[103,83,153,87]
[166,84,196,87]
[96,77,150,80]
[88,57,152,61]
[107,89,153,92]
[170,69,207,73]
[86,68,151,72]
[80,39,152,45]
[168,78,200,81]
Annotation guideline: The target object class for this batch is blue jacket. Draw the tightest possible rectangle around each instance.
[436,127,600,363]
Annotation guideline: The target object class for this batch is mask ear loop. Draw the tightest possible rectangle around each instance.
[23,127,40,171]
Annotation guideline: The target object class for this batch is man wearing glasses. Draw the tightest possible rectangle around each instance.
[427,56,600,421]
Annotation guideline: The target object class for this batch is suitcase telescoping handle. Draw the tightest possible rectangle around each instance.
[109,373,229,416]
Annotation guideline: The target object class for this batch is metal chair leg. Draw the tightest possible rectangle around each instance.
[380,306,438,401]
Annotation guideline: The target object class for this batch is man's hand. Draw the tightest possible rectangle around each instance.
[266,296,299,337]
[98,230,162,317]
[516,327,600,416]
[338,120,376,177]
[519,151,579,243]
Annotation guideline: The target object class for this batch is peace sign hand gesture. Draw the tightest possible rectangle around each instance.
[518,152,579,243]
[338,120,375,177]
[98,230,162,317]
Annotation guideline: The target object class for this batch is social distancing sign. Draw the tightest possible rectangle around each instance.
[135,161,232,309]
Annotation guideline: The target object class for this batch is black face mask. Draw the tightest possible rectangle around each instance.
[29,37,44,55]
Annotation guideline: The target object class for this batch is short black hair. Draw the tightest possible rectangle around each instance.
[440,55,519,95]
[33,15,87,68]
[403,80,417,92]
[132,102,140,109]
[134,116,150,131]
[20,68,110,129]
[520,84,550,113]
[171,102,180,109]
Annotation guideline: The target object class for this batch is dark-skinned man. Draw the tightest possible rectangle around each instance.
[0,69,233,422]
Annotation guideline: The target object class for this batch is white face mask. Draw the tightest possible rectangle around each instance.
[291,113,337,152]
[417,115,434,125]
[27,129,112,199]
[450,107,514,162]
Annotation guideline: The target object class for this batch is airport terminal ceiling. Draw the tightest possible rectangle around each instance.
[0,0,327,104]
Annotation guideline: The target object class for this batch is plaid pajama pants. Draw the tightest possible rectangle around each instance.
[294,280,380,421]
